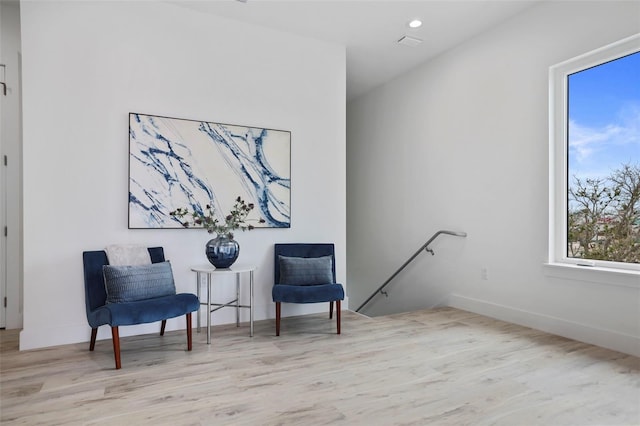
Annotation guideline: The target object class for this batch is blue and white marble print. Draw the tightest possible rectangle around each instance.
[129,113,291,229]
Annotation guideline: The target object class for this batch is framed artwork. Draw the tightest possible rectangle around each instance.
[128,112,291,229]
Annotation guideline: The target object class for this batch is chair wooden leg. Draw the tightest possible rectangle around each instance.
[160,320,166,336]
[90,328,98,351]
[275,302,281,336]
[329,301,334,319]
[336,300,341,335]
[111,326,121,370]
[186,313,193,351]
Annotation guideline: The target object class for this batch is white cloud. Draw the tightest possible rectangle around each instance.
[569,104,640,164]
[569,120,621,161]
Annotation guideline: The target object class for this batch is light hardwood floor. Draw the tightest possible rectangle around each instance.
[1,308,639,425]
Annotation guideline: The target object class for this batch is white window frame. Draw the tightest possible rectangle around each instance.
[549,33,640,274]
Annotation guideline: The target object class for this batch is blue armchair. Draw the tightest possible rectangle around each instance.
[82,247,199,369]
[272,243,344,335]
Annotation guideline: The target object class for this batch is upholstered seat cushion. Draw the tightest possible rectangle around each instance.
[272,283,344,304]
[87,293,200,328]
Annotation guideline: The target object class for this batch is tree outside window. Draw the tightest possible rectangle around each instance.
[567,52,639,264]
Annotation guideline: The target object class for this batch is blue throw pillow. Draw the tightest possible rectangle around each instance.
[103,261,176,303]
[278,255,333,285]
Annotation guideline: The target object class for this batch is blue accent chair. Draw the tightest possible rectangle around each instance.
[272,243,344,335]
[82,247,200,369]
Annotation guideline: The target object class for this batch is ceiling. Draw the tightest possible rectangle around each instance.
[172,0,542,100]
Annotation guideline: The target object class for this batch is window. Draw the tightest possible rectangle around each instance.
[550,34,640,272]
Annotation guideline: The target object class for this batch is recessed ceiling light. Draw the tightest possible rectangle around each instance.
[408,19,422,29]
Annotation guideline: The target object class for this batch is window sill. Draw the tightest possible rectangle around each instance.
[543,263,640,288]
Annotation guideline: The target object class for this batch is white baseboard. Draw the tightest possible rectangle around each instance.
[20,324,90,350]
[19,320,189,350]
[447,294,640,357]
[19,296,350,350]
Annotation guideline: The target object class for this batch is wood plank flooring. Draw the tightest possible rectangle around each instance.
[1,308,639,425]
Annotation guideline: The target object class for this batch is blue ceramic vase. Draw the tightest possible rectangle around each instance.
[205,234,239,268]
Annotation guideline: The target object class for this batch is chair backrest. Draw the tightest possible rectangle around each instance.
[274,243,336,284]
[82,247,165,313]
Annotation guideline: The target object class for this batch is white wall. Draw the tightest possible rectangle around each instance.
[0,0,23,330]
[20,1,346,349]
[347,1,640,355]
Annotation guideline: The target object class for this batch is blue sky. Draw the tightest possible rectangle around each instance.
[568,51,639,181]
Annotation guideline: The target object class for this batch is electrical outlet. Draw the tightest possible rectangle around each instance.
[481,267,489,280]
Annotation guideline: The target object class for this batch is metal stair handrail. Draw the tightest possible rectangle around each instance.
[355,230,467,313]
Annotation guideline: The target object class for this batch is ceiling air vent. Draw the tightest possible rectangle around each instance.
[397,35,422,47]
